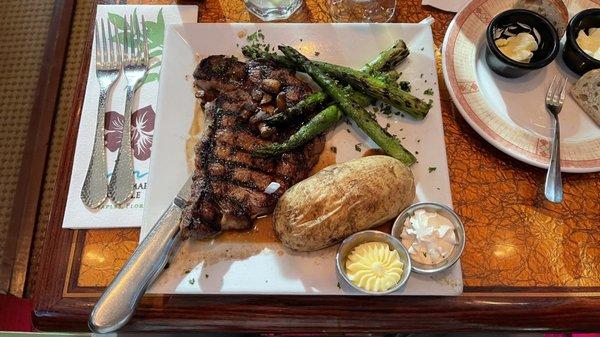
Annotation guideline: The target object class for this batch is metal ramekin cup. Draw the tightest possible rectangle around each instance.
[335,230,412,295]
[391,202,466,274]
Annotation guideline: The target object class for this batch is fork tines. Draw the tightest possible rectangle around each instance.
[545,75,567,111]
[95,18,121,68]
[122,14,149,66]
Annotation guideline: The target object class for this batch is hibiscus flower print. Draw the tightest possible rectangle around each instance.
[105,105,155,161]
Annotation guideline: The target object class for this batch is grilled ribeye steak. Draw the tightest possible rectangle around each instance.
[182,55,324,238]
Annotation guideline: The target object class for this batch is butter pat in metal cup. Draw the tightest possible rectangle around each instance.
[391,202,466,274]
[335,230,411,294]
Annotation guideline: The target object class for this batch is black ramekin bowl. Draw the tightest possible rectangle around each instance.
[486,9,560,78]
[562,8,600,76]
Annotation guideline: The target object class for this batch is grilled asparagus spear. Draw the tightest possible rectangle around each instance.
[279,45,416,166]
[243,39,408,75]
[361,39,409,73]
[254,105,342,157]
[314,60,431,120]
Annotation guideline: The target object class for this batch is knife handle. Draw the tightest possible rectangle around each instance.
[89,203,183,333]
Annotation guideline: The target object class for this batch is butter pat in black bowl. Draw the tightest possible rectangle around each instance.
[563,8,600,76]
[486,9,560,78]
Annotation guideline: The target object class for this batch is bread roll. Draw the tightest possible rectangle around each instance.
[571,69,600,126]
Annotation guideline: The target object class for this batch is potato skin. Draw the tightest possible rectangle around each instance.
[273,155,415,251]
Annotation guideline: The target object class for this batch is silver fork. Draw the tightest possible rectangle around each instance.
[81,19,121,208]
[108,15,149,205]
[544,75,567,203]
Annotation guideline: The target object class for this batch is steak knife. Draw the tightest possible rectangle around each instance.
[89,176,192,333]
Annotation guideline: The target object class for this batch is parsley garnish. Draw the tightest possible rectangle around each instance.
[399,81,411,92]
[428,166,437,173]
[381,104,393,115]
[246,29,265,43]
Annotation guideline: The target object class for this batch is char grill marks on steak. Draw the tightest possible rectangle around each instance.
[182,55,324,238]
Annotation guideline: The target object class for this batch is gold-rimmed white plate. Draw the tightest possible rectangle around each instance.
[443,0,600,173]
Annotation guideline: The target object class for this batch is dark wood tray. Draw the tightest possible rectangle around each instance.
[32,0,600,332]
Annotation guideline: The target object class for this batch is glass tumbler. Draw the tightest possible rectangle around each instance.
[245,0,304,21]
[327,0,397,22]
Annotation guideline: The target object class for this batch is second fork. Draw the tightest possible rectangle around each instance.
[108,14,150,205]
[544,75,567,203]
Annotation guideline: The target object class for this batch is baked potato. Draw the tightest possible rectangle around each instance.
[273,155,415,251]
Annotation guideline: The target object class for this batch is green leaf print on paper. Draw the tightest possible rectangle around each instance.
[108,12,125,30]
[149,50,162,58]
[143,73,159,84]
[107,8,165,86]
[149,61,161,70]
[145,9,165,49]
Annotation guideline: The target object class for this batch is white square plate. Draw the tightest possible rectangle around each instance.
[142,23,463,295]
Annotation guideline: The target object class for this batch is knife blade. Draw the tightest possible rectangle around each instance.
[89,176,192,333]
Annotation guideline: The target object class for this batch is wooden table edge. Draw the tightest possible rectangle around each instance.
[0,0,76,296]
[32,294,600,332]
[31,0,600,332]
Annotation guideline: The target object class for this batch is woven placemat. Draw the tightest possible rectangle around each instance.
[0,0,54,285]
[26,0,95,296]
